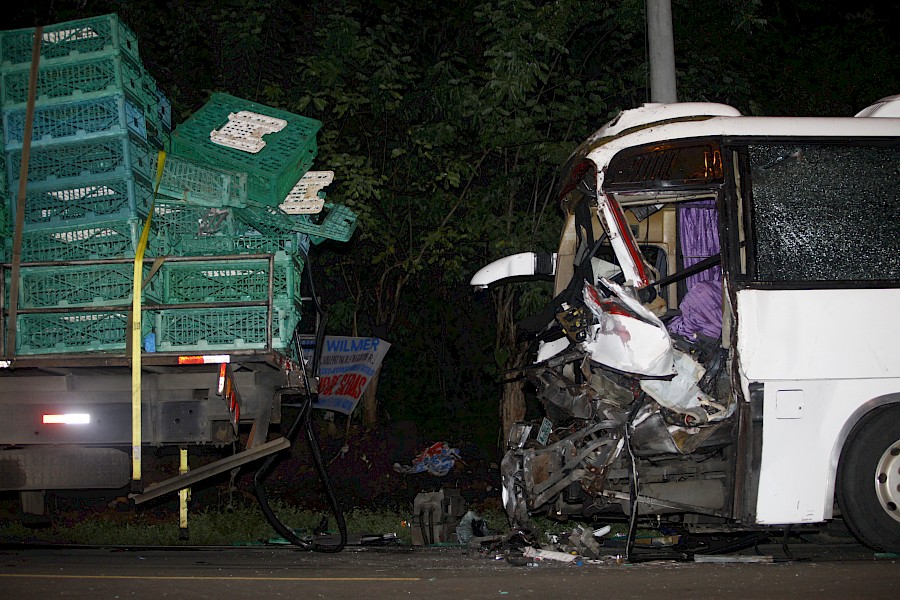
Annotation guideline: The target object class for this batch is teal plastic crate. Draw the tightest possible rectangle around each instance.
[13,262,161,308]
[8,174,153,229]
[6,131,155,188]
[0,201,8,243]
[230,229,309,256]
[151,200,311,257]
[0,128,5,199]
[234,201,358,243]
[155,153,248,207]
[152,201,243,255]
[12,309,154,355]
[18,216,155,262]
[299,203,358,243]
[0,14,140,69]
[155,89,172,131]
[154,300,300,352]
[1,51,156,111]
[169,93,321,206]
[160,253,303,304]
[167,229,308,258]
[2,94,147,148]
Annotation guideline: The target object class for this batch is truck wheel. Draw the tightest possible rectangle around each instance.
[836,404,900,553]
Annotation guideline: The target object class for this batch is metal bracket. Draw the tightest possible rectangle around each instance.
[130,436,290,504]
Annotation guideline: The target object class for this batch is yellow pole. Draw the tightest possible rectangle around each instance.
[179,447,189,539]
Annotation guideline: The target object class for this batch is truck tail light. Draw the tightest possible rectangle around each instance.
[42,413,90,425]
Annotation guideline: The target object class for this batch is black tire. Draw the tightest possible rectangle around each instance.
[836,404,900,553]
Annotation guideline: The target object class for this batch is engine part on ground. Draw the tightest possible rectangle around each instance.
[411,487,467,545]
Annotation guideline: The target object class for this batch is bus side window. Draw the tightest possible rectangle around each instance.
[748,143,900,283]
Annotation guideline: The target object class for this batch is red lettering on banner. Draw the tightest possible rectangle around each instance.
[349,374,369,398]
[318,375,339,396]
[334,373,369,399]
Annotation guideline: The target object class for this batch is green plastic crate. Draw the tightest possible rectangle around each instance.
[151,200,307,257]
[0,51,156,111]
[3,93,147,148]
[18,216,155,262]
[229,230,309,256]
[161,253,303,305]
[165,229,308,258]
[0,130,5,199]
[6,131,155,189]
[155,88,172,131]
[154,153,248,207]
[0,198,7,261]
[12,309,154,355]
[152,201,243,256]
[169,93,321,206]
[0,14,140,69]
[153,301,300,352]
[12,263,160,308]
[233,201,358,243]
[8,174,153,229]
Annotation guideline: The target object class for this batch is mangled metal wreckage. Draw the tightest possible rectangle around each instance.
[471,98,900,551]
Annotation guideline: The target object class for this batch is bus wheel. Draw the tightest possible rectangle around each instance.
[836,405,900,553]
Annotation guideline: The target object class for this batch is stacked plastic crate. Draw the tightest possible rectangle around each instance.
[147,93,358,352]
[2,15,358,356]
[1,14,171,354]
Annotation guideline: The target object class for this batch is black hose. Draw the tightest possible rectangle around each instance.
[623,422,640,562]
[253,243,347,552]
[295,243,327,375]
[253,386,348,552]
[419,509,429,546]
[623,394,646,563]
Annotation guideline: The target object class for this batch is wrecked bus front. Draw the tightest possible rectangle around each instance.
[473,97,900,553]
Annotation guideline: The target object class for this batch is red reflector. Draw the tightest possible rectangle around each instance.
[178,354,231,365]
[217,363,227,395]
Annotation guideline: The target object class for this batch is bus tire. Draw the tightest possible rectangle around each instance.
[836,404,900,553]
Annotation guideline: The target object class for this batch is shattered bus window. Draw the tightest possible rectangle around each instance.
[750,144,900,282]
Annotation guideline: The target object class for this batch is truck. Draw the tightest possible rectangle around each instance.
[471,95,900,553]
[0,16,356,545]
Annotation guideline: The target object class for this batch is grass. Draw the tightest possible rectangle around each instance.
[0,493,654,548]
[0,500,422,546]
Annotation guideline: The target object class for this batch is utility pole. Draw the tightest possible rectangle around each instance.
[647,0,677,103]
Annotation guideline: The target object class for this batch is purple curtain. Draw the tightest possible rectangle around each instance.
[678,199,721,289]
[667,200,723,340]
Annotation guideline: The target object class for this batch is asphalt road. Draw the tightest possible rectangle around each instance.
[0,540,898,600]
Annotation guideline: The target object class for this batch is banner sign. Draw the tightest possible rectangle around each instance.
[314,336,391,414]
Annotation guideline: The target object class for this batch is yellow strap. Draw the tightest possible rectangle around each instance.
[131,151,167,483]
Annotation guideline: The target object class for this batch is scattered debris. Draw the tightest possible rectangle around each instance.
[393,442,462,477]
[523,546,578,563]
[694,555,773,563]
[410,488,467,546]
[456,510,492,545]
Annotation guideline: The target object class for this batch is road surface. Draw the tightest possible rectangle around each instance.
[1,538,898,600]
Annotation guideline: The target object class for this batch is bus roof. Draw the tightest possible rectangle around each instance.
[563,96,900,192]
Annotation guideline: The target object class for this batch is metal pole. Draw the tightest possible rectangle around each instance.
[647,0,677,103]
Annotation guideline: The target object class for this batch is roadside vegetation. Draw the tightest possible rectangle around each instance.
[0,498,628,547]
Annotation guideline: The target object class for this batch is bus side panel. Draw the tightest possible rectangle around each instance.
[737,288,900,381]
[736,287,900,524]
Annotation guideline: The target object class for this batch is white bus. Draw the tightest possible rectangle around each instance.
[472,96,900,552]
